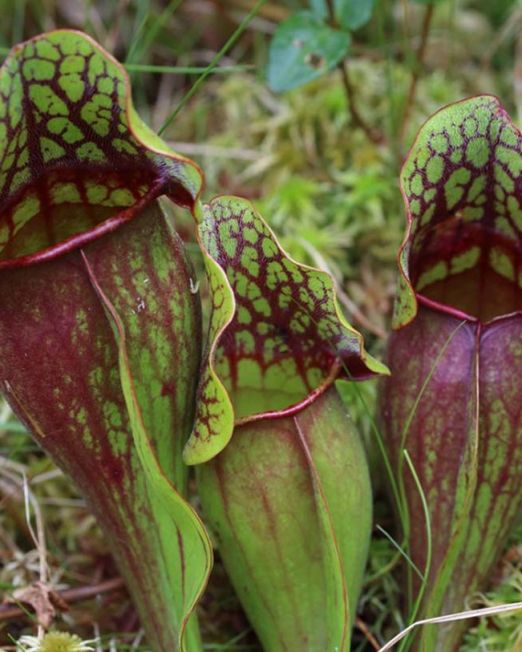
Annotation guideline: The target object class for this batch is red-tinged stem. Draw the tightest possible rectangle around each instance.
[338,60,385,144]
[355,617,381,651]
[324,0,384,144]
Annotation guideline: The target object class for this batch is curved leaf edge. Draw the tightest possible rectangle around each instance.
[393,93,518,329]
[0,29,204,269]
[183,247,236,465]
[83,251,213,651]
[185,195,388,464]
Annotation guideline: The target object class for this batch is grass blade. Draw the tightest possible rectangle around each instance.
[157,0,266,135]
[378,602,522,652]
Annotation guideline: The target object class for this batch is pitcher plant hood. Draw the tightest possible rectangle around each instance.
[380,95,522,651]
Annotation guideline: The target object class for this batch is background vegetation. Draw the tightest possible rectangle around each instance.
[0,0,520,650]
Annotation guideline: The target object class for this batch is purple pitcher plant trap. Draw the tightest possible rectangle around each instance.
[380,95,522,651]
[0,30,389,652]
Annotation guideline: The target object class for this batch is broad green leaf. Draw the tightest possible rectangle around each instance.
[309,0,328,20]
[185,196,388,464]
[309,0,376,31]
[86,258,213,652]
[267,11,350,92]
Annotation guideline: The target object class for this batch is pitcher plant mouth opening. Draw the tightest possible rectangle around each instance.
[185,196,389,464]
[0,30,202,270]
[0,169,173,267]
[395,94,522,327]
[411,216,522,323]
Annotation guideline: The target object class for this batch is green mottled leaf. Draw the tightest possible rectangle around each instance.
[0,30,202,268]
[185,196,387,464]
[86,258,213,652]
[267,11,350,92]
[395,95,522,328]
[309,0,376,30]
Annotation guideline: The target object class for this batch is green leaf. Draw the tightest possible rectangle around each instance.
[336,0,376,30]
[309,0,328,20]
[86,257,213,652]
[309,0,376,31]
[267,11,350,92]
[185,196,388,464]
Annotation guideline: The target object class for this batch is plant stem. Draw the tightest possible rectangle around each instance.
[324,0,383,144]
[399,3,435,143]
[355,617,381,651]
[124,63,255,75]
[338,59,384,144]
[217,0,289,21]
